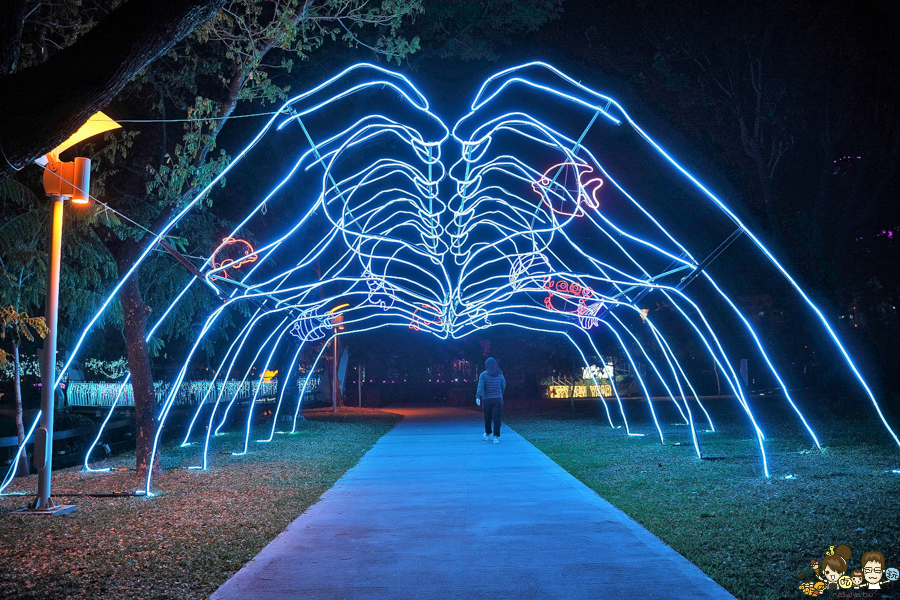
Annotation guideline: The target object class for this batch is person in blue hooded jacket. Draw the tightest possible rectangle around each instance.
[476,357,506,443]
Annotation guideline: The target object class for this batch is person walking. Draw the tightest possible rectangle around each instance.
[476,357,506,444]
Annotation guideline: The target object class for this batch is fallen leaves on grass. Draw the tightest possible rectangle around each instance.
[0,408,400,600]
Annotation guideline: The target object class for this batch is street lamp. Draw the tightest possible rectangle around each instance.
[327,305,347,412]
[26,113,120,515]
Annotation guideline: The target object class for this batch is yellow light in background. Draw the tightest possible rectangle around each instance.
[549,385,571,399]
[51,111,121,157]
[263,370,278,383]
[328,304,349,330]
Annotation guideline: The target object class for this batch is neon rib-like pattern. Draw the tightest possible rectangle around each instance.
[2,62,895,496]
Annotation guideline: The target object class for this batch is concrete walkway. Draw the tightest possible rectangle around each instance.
[211,407,736,600]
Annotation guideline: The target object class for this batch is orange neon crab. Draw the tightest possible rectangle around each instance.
[209,237,257,278]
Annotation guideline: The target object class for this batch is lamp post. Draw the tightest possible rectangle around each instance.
[327,305,347,413]
[32,193,72,514]
[25,113,120,516]
[332,337,338,412]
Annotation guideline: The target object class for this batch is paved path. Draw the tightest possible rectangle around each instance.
[211,407,736,600]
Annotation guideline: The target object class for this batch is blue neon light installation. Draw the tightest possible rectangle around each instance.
[3,61,897,495]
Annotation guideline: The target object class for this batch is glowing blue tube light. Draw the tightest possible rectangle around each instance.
[4,61,894,496]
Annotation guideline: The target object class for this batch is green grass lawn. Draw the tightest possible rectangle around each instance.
[0,407,401,600]
[507,395,900,600]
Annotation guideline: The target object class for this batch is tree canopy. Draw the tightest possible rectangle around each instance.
[0,0,226,180]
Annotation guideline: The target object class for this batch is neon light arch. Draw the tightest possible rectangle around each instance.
[3,62,897,496]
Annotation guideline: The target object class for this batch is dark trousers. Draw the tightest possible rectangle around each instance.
[483,397,503,437]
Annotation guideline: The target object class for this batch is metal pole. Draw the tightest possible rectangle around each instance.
[332,338,337,412]
[35,196,63,510]
[358,365,362,408]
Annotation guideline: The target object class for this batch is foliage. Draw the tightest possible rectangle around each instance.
[574,1,807,229]
[81,0,426,359]
[549,0,897,248]
[83,357,130,380]
[541,0,900,391]
[0,181,46,317]
[0,355,69,381]
[0,162,118,350]
[0,306,48,346]
[0,179,49,362]
[13,1,126,72]
[0,307,48,371]
[408,0,563,61]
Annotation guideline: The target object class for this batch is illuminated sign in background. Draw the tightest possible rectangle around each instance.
[548,384,612,399]
[3,62,897,495]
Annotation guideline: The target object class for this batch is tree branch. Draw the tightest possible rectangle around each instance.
[0,0,28,76]
[0,0,226,180]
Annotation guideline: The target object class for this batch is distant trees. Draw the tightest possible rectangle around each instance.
[408,0,563,62]
[0,307,48,477]
[549,0,900,391]
[566,0,900,274]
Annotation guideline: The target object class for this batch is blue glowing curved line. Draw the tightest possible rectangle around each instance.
[700,272,821,448]
[616,95,896,450]
[609,312,690,425]
[598,318,665,444]
[566,328,615,429]
[235,318,298,454]
[290,333,334,433]
[180,306,264,446]
[83,376,131,472]
[49,61,895,494]
[602,360,633,436]
[57,68,443,412]
[640,315,703,458]
[452,116,696,266]
[469,62,621,123]
[211,315,293,440]
[657,287,763,436]
[259,329,313,443]
[645,317,715,433]
[0,411,41,494]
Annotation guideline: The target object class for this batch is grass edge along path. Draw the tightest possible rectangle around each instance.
[507,398,900,600]
[0,407,402,600]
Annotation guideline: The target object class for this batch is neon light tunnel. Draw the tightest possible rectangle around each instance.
[4,62,898,494]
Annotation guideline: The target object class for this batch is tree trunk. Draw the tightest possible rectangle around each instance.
[13,344,28,477]
[332,342,345,409]
[119,274,159,481]
[713,361,721,396]
[336,382,345,409]
[738,117,781,235]
[0,0,225,180]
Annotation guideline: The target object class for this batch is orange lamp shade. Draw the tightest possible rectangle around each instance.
[51,112,121,157]
[43,157,91,203]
